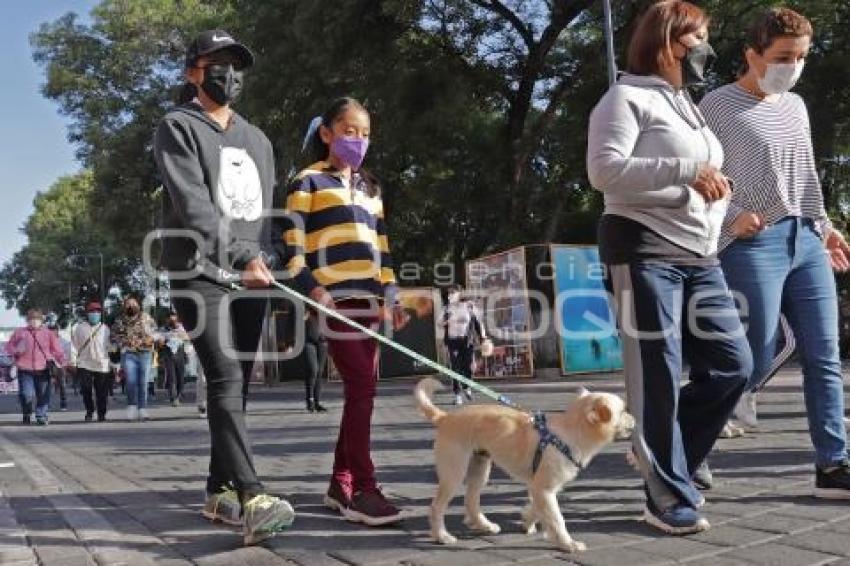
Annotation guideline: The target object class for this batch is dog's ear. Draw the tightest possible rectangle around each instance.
[588,399,613,425]
[576,387,590,398]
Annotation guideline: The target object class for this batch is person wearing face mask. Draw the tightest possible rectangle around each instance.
[280,97,405,527]
[587,1,752,534]
[154,30,295,545]
[4,309,67,425]
[440,285,486,405]
[700,8,850,498]
[111,297,157,421]
[71,302,112,422]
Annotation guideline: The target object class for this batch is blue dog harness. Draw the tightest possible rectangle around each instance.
[531,411,583,474]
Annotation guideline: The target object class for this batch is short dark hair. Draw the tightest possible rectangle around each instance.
[627,1,709,76]
[742,8,812,73]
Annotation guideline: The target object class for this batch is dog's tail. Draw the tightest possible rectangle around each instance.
[414,377,447,424]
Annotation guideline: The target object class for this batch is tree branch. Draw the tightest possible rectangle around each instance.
[469,0,535,52]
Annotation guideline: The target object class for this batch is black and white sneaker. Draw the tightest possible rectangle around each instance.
[815,462,850,499]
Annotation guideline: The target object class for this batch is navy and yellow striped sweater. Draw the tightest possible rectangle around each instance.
[282,162,397,302]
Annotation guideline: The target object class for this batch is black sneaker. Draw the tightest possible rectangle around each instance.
[22,415,31,425]
[85,412,94,422]
[815,462,850,499]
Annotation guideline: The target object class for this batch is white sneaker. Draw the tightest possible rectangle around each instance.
[139,408,150,421]
[126,405,138,421]
[454,394,463,406]
[734,392,758,429]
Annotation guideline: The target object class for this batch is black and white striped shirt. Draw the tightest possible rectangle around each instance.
[699,83,830,251]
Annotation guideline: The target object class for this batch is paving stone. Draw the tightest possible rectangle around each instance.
[733,512,819,534]
[688,525,780,547]
[731,542,840,565]
[629,537,725,560]
[781,531,850,558]
[569,545,673,565]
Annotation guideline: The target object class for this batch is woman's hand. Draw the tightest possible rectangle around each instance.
[731,211,766,239]
[825,228,850,272]
[692,163,731,203]
[309,287,336,311]
[241,257,274,288]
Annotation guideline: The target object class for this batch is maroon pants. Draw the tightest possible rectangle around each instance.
[326,300,381,493]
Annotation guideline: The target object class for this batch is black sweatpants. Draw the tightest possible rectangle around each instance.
[170,277,267,499]
[304,339,327,402]
[79,368,110,417]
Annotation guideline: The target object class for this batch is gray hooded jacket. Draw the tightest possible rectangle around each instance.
[587,74,726,257]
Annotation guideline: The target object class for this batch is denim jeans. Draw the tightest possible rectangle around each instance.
[122,351,152,409]
[18,370,51,420]
[605,261,752,510]
[721,217,848,466]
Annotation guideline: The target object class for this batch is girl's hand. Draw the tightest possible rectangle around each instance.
[731,211,766,239]
[825,228,850,272]
[692,163,731,203]
[309,287,336,311]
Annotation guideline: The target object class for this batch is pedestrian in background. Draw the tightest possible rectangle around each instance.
[111,296,157,421]
[71,301,112,422]
[5,309,66,425]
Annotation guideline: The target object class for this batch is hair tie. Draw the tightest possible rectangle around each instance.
[301,116,323,153]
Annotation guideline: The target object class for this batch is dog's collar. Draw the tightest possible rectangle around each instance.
[531,411,583,474]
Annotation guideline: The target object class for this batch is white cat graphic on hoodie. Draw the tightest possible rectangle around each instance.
[216,146,262,221]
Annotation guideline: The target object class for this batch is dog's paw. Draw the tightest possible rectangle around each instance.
[434,531,458,545]
[464,516,501,535]
[558,539,587,553]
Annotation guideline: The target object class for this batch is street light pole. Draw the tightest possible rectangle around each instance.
[98,252,104,302]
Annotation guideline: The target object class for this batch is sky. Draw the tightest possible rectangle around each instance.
[0,0,99,328]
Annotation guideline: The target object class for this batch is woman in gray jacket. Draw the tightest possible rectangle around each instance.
[586,1,751,535]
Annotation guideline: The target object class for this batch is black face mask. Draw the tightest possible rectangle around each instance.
[680,41,717,86]
[200,63,243,106]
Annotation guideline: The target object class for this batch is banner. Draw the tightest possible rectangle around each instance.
[466,247,534,378]
[551,245,622,374]
[380,288,440,378]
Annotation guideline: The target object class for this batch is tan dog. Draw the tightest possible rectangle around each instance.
[414,378,634,553]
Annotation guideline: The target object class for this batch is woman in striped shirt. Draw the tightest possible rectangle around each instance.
[700,7,850,498]
[282,97,404,526]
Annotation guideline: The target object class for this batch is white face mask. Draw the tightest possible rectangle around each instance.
[757,60,805,95]
[448,292,461,304]
[28,319,43,329]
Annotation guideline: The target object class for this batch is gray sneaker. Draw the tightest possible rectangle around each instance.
[243,494,295,545]
[201,487,242,526]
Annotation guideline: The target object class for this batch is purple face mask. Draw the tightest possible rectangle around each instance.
[330,136,369,170]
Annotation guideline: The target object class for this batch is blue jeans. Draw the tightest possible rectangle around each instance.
[18,370,51,420]
[122,351,152,409]
[606,262,751,510]
[721,217,848,466]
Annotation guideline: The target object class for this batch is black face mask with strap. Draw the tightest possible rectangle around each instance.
[680,41,717,86]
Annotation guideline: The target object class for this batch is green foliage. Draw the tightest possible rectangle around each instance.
[0,172,132,319]
[4,0,849,315]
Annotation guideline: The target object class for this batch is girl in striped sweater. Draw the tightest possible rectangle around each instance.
[282,97,404,526]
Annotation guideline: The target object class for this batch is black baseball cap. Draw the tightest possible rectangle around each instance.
[185,29,254,70]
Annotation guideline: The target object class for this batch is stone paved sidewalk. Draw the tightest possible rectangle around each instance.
[0,368,849,565]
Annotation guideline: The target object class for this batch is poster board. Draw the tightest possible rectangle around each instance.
[550,245,622,374]
[380,288,440,378]
[465,247,534,378]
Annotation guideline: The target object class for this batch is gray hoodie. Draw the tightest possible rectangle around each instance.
[154,102,276,274]
[587,74,726,257]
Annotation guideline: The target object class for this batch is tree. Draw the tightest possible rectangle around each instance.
[0,172,132,320]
